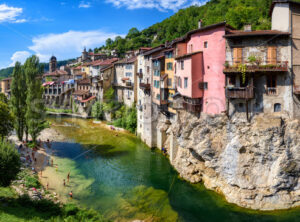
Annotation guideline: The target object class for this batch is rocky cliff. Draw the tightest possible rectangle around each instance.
[159,112,300,210]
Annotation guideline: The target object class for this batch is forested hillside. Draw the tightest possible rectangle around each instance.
[0,59,74,80]
[95,0,297,55]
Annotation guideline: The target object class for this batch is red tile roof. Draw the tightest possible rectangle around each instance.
[81,96,96,103]
[77,78,91,85]
[92,58,118,66]
[175,51,202,60]
[43,70,69,77]
[224,30,290,38]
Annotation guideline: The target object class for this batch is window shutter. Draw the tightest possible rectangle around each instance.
[233,48,243,65]
[268,47,277,65]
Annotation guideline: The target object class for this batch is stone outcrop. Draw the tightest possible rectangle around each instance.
[160,111,300,210]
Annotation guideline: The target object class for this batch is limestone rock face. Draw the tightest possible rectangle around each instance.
[166,111,300,210]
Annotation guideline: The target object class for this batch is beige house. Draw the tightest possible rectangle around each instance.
[0,77,12,98]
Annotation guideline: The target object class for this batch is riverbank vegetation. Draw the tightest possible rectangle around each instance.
[0,186,108,221]
[91,87,137,133]
[46,108,73,114]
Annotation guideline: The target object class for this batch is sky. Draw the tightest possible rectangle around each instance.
[0,0,207,68]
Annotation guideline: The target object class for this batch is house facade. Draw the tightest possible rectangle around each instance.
[224,29,291,119]
[271,0,300,117]
[174,22,228,115]
[164,48,176,115]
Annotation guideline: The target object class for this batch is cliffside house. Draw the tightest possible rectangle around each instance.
[99,64,115,102]
[89,58,118,77]
[173,22,230,115]
[113,57,137,107]
[224,27,291,120]
[270,0,300,118]
[0,77,12,98]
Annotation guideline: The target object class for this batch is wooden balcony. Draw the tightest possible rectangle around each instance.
[182,101,202,113]
[224,61,288,74]
[139,83,151,90]
[226,87,254,99]
[294,85,300,95]
[137,72,143,79]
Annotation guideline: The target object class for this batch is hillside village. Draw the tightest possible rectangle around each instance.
[1,0,300,150]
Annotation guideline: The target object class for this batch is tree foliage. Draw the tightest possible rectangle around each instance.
[98,0,300,54]
[11,62,27,141]
[0,141,21,186]
[92,101,104,120]
[24,56,47,143]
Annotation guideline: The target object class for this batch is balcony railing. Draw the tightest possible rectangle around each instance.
[224,61,288,73]
[294,85,300,94]
[182,101,202,113]
[226,87,254,99]
[266,87,277,96]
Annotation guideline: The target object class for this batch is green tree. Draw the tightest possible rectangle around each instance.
[0,93,14,140]
[11,62,27,141]
[92,101,104,120]
[0,141,21,186]
[24,56,47,143]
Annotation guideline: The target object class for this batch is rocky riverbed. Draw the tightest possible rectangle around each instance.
[159,112,300,211]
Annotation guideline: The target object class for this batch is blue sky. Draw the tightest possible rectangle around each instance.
[0,0,206,68]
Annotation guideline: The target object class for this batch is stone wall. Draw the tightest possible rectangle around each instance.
[159,110,300,210]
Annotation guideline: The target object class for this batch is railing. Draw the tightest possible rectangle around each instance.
[182,101,202,113]
[266,87,277,96]
[226,87,254,99]
[224,61,288,73]
[294,85,300,94]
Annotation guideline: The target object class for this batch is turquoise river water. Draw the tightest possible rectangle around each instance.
[42,117,300,222]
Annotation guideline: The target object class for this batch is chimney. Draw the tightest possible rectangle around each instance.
[244,24,252,32]
[198,19,202,29]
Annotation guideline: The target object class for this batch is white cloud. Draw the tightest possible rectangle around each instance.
[105,0,207,11]
[0,4,26,23]
[28,30,122,62]
[79,1,91,8]
[10,51,31,66]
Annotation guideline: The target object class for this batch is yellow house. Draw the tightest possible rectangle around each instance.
[81,62,91,76]
[164,49,176,114]
[0,77,12,98]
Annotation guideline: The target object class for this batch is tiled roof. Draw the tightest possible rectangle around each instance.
[92,58,118,66]
[1,77,12,81]
[101,64,114,72]
[43,70,69,77]
[73,90,89,95]
[81,96,96,103]
[224,30,290,38]
[143,45,165,56]
[115,56,137,64]
[74,72,86,76]
[175,51,202,60]
[152,53,165,60]
[77,78,91,85]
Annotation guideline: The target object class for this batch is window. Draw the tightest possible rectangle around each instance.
[184,78,188,88]
[178,77,182,88]
[274,103,281,112]
[199,82,208,90]
[147,66,150,73]
[126,72,132,77]
[126,65,132,69]
[267,75,276,88]
[167,62,173,70]
[168,78,172,87]
[154,70,160,76]
[166,52,173,58]
[228,76,236,86]
[189,44,193,53]
[156,94,160,100]
[204,41,208,48]
[154,60,159,66]
[154,80,160,88]
[181,61,184,70]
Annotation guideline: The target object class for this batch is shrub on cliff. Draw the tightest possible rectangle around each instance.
[0,141,21,186]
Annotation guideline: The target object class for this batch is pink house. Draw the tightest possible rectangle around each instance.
[174,22,232,115]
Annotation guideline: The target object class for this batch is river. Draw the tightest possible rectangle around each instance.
[41,117,300,222]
